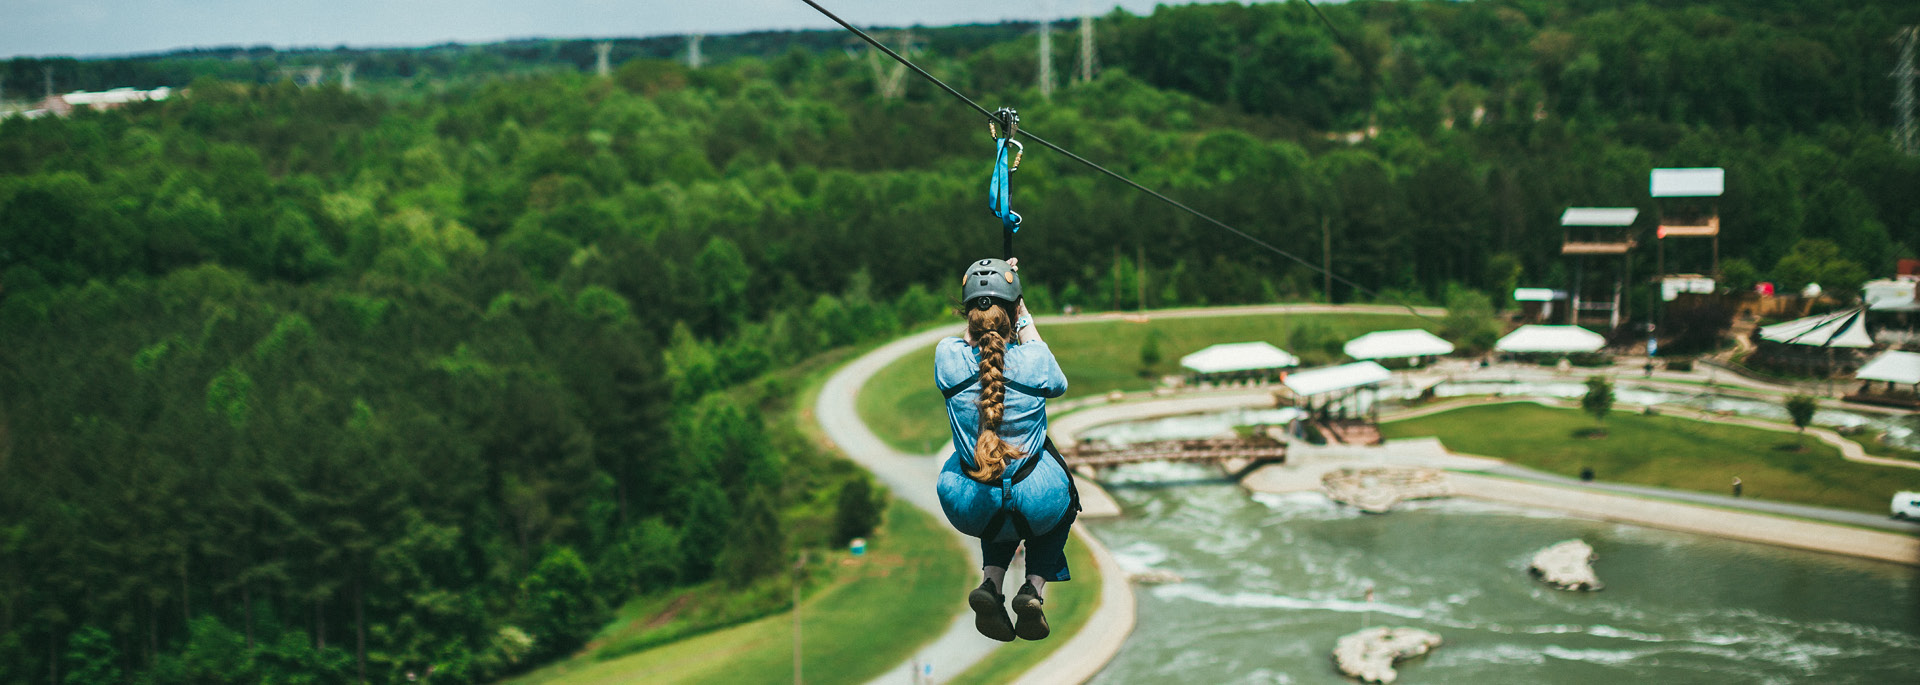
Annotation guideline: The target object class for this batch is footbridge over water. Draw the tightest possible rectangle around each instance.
[1063,433,1287,480]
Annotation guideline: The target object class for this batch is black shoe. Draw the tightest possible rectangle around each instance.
[968,580,1016,642]
[1012,582,1050,641]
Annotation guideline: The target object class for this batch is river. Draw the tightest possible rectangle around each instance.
[1079,461,1920,684]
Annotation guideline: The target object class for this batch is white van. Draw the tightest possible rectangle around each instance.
[1894,491,1920,520]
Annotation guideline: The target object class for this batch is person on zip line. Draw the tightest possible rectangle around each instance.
[934,256,1081,642]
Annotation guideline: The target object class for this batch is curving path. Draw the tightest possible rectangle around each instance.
[814,304,1435,684]
[817,304,1920,680]
[815,324,1135,685]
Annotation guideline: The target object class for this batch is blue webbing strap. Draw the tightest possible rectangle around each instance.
[989,138,1021,237]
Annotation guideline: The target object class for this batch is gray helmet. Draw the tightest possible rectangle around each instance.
[961,258,1021,311]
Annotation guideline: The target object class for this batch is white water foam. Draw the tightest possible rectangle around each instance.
[1515,624,1667,642]
[1152,583,1429,620]
[1429,643,1547,666]
[1110,540,1171,572]
[1539,645,1654,665]
[1100,460,1224,484]
[1230,668,1294,685]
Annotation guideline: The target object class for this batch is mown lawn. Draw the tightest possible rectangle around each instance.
[1381,401,1920,513]
[503,498,968,685]
[859,310,1435,453]
[944,530,1104,685]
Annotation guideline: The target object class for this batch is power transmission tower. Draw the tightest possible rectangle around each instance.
[338,62,356,91]
[864,30,920,100]
[1896,26,1918,156]
[595,41,612,77]
[277,66,324,87]
[687,34,704,69]
[1077,2,1098,84]
[1037,14,1054,100]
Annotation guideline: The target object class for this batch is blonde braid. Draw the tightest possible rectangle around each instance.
[965,305,1023,482]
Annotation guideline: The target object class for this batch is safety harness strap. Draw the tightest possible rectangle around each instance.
[976,436,1081,541]
[939,373,1050,401]
[939,372,979,399]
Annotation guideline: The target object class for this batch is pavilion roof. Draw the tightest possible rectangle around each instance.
[1495,325,1606,354]
[1179,342,1300,374]
[1282,361,1392,396]
[1344,329,1455,360]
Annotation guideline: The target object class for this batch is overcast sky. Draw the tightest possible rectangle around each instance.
[5,0,1301,59]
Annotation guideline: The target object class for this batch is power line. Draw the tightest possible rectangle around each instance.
[1896,26,1917,156]
[792,0,1431,320]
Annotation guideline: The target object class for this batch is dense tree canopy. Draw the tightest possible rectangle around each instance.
[3,1,1918,682]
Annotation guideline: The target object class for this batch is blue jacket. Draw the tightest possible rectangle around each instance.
[933,336,1075,542]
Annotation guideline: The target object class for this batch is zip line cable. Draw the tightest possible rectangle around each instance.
[1297,0,1367,66]
[794,0,1435,321]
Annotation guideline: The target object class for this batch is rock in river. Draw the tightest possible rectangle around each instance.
[1321,466,1452,513]
[1331,626,1442,684]
[1529,539,1603,591]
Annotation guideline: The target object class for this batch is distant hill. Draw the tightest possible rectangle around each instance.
[2,23,1039,96]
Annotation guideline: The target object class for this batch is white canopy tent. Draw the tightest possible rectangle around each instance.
[1180,342,1299,376]
[1343,329,1455,361]
[1495,325,1607,354]
[1281,362,1394,438]
[1856,351,1920,385]
[1758,309,1873,349]
[1282,362,1393,397]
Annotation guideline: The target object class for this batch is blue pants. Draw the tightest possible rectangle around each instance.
[982,510,1076,582]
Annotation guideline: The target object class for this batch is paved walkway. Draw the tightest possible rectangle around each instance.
[812,303,1432,684]
[1448,473,1920,565]
[1481,463,1920,533]
[816,326,1135,685]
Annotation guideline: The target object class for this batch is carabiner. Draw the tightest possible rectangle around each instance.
[1000,139,1024,172]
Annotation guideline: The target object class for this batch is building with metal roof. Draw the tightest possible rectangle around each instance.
[1758,309,1873,349]
[1650,168,1726,197]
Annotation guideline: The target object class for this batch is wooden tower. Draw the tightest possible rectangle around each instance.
[1560,207,1639,329]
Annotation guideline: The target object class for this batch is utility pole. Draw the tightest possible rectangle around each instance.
[1113,245,1122,311]
[1322,216,1333,303]
[1137,244,1147,310]
[595,41,612,78]
[43,66,53,98]
[688,34,704,70]
[1037,12,1054,100]
[792,551,805,685]
[1077,2,1098,84]
[1896,26,1918,156]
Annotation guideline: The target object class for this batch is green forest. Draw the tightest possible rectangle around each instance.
[3,0,1919,682]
